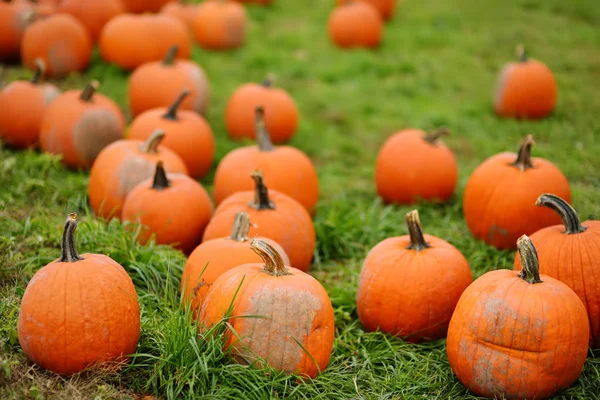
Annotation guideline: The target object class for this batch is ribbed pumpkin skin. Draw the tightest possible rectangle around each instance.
[18,254,140,375]
[328,2,383,49]
[447,269,589,399]
[192,0,247,50]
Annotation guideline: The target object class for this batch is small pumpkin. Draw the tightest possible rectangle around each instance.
[328,1,383,49]
[21,13,92,78]
[0,59,60,149]
[495,46,557,119]
[39,81,126,169]
[0,0,33,62]
[58,0,124,42]
[121,0,175,13]
[99,13,191,71]
[18,213,140,375]
[88,129,188,220]
[514,193,600,348]
[447,235,589,399]
[181,211,290,308]
[463,134,571,249]
[192,0,247,50]
[375,128,457,204]
[199,238,334,378]
[160,1,198,31]
[203,170,316,272]
[225,78,298,143]
[128,45,210,117]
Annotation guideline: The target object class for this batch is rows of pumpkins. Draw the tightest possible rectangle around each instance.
[1,0,594,399]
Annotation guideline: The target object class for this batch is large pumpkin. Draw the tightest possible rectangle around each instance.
[199,239,334,378]
[0,0,33,62]
[192,0,247,50]
[328,1,383,49]
[335,0,397,20]
[18,214,140,375]
[463,134,571,249]
[447,235,589,399]
[58,0,124,42]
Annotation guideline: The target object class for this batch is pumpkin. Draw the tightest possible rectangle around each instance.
[18,213,140,375]
[203,170,316,272]
[463,134,571,249]
[160,1,198,31]
[495,45,557,119]
[58,0,124,42]
[21,13,92,78]
[514,193,600,348]
[128,90,215,179]
[121,0,175,13]
[356,210,472,342]
[39,81,126,170]
[199,238,334,378]
[375,128,457,204]
[225,78,298,143]
[192,0,247,50]
[99,13,191,71]
[335,0,396,20]
[233,0,273,4]
[122,161,213,254]
[328,1,383,49]
[128,45,210,117]
[88,129,188,220]
[0,0,33,62]
[181,211,290,308]
[0,59,60,149]
[447,235,589,399]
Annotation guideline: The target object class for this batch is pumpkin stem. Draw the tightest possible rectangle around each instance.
[249,170,275,210]
[151,161,170,190]
[255,106,274,151]
[30,58,45,84]
[423,127,450,144]
[251,238,290,276]
[261,76,273,88]
[536,194,586,234]
[163,45,178,66]
[517,235,543,284]
[80,80,99,102]
[163,89,190,120]
[229,212,252,242]
[405,210,431,252]
[59,213,83,263]
[510,134,535,171]
[517,44,527,62]
[139,129,166,154]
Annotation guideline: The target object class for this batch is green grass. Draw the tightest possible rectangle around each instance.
[2,0,600,398]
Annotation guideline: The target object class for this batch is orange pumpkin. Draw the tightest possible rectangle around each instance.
[375,128,457,204]
[88,129,188,220]
[192,0,247,50]
[0,59,60,149]
[495,46,557,119]
[199,238,334,378]
[335,0,396,20]
[99,13,191,71]
[181,211,290,308]
[128,90,215,179]
[39,81,126,169]
[515,193,600,348]
[128,45,210,117]
[233,0,272,4]
[203,170,316,272]
[328,1,383,49]
[18,213,140,375]
[0,0,33,62]
[463,134,571,249]
[160,1,198,31]
[225,79,298,143]
[58,0,124,42]
[357,210,472,342]
[120,0,175,13]
[447,235,589,399]
[21,13,92,78]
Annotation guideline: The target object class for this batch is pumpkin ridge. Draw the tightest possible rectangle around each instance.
[581,233,598,343]
[502,276,530,393]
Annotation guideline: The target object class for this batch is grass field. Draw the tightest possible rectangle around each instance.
[2,0,600,398]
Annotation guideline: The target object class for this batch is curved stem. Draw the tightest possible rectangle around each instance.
[536,194,586,234]
[405,210,430,251]
[249,170,275,210]
[255,106,274,151]
[230,212,251,242]
[30,58,45,84]
[517,235,543,284]
[163,45,178,66]
[510,134,535,171]
[423,127,450,144]
[80,80,99,102]
[517,44,527,62]
[151,161,170,190]
[250,238,290,276]
[59,213,83,263]
[163,89,190,120]
[139,129,166,154]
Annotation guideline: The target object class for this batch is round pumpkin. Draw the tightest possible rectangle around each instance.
[88,129,189,220]
[192,0,247,50]
[58,0,124,42]
[160,1,198,31]
[463,134,571,249]
[203,170,316,272]
[0,0,33,62]
[21,13,92,78]
[39,81,126,170]
[225,79,299,143]
[514,193,600,348]
[447,235,589,399]
[99,13,191,71]
[328,1,383,49]
[357,210,472,342]
[121,0,175,13]
[128,45,210,117]
[199,238,334,378]
[495,46,557,119]
[0,59,60,149]
[181,211,290,309]
[375,128,458,204]
[18,213,140,375]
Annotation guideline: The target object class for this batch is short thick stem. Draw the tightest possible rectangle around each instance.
[251,238,290,276]
[31,58,45,84]
[163,89,190,120]
[517,44,527,62]
[423,128,450,144]
[80,81,99,102]
[511,134,535,171]
[151,161,170,190]
[536,194,586,234]
[255,106,274,151]
[140,129,166,154]
[405,210,430,251]
[517,235,543,284]
[163,45,178,66]
[249,170,275,210]
[59,213,83,263]
[230,212,251,242]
